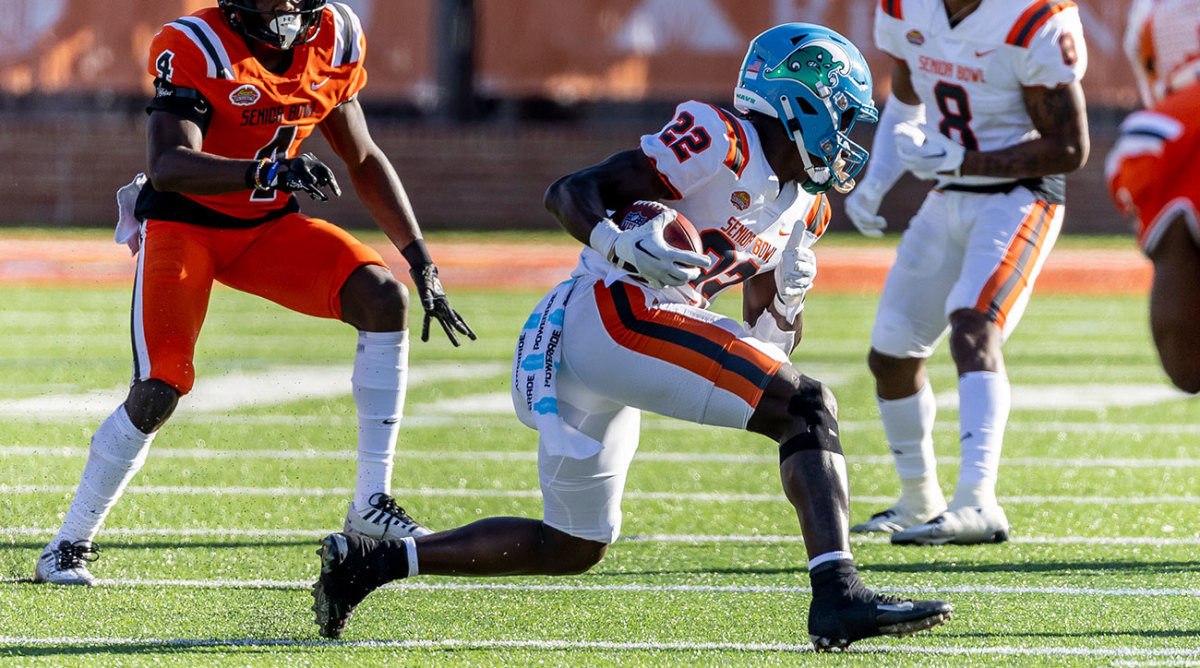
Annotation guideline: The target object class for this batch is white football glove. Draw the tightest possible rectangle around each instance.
[590,211,712,289]
[843,176,888,237]
[773,242,816,324]
[895,122,965,181]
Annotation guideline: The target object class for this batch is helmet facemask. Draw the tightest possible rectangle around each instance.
[219,0,327,51]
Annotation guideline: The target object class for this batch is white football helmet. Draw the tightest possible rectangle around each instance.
[1125,0,1200,105]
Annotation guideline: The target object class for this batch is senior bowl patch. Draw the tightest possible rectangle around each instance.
[906,30,925,46]
[730,190,751,211]
[229,84,261,106]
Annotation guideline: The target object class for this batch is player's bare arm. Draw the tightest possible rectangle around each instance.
[890,58,1088,179]
[146,112,261,195]
[1145,216,1200,393]
[319,99,423,253]
[961,82,1089,178]
[743,271,801,348]
[543,149,674,245]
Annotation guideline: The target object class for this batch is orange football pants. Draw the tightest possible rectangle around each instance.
[131,213,387,395]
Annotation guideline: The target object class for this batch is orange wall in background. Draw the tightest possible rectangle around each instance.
[0,0,1142,107]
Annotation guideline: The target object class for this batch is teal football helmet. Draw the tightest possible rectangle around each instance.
[734,23,878,194]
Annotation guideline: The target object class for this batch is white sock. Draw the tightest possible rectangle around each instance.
[53,406,155,545]
[807,550,853,571]
[877,383,944,513]
[951,370,1010,510]
[352,330,408,510]
[401,536,419,578]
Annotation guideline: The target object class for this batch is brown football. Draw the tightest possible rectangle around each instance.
[614,200,703,254]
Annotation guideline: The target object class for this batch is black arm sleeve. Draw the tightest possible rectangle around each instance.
[146,78,213,135]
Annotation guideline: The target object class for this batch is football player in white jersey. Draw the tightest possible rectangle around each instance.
[844,0,1089,545]
[1106,0,1200,393]
[311,24,952,650]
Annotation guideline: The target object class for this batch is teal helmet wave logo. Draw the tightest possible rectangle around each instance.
[763,38,853,99]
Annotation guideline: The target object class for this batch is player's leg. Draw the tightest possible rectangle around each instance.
[313,282,638,637]
[742,359,951,648]
[1147,216,1200,393]
[896,193,1062,545]
[855,195,962,534]
[216,214,426,538]
[37,221,215,585]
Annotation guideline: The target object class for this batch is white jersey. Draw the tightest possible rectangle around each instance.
[875,0,1087,188]
[572,100,831,309]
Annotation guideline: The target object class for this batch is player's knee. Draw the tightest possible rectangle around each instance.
[779,379,843,462]
[340,266,409,331]
[124,378,181,433]
[543,525,608,574]
[1160,350,1200,394]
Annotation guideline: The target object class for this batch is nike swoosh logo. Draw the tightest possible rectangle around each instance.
[975,49,996,57]
[878,602,915,612]
[778,229,791,236]
[928,149,946,159]
[311,76,332,90]
[633,240,661,260]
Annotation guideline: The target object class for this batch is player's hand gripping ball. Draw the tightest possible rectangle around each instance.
[610,201,709,288]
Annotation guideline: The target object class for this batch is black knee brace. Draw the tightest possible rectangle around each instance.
[779,377,843,463]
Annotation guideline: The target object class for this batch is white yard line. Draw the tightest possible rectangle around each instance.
[3,484,1200,505]
[2,579,1199,598]
[0,636,1195,658]
[4,527,1199,546]
[6,444,1200,469]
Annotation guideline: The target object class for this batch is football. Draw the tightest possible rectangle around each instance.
[613,200,703,255]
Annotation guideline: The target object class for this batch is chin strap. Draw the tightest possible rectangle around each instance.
[779,96,833,188]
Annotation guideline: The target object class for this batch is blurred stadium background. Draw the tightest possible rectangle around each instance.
[0,0,1139,233]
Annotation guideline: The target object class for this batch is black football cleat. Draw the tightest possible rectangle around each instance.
[311,532,391,639]
[807,561,952,651]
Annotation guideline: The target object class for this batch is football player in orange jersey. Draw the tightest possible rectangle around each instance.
[1106,0,1200,394]
[33,0,474,586]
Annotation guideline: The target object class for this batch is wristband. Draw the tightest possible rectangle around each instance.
[401,239,434,268]
[249,158,274,191]
[588,218,621,261]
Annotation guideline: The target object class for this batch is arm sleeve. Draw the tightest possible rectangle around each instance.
[1013,7,1088,87]
[638,101,735,200]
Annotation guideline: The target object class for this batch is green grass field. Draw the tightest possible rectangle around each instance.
[2,262,1199,666]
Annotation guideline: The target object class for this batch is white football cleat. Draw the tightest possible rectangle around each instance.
[344,492,432,539]
[890,506,1010,546]
[850,505,942,534]
[34,540,100,586]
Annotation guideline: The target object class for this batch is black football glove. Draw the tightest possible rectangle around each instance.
[409,263,476,346]
[276,153,342,201]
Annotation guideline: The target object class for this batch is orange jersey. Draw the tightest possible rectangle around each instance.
[1105,83,1200,254]
[145,4,367,220]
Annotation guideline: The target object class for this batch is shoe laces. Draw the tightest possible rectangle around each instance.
[367,493,418,527]
[54,540,99,570]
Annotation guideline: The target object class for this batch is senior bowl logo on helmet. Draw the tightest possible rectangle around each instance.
[765,38,852,99]
[229,84,261,107]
